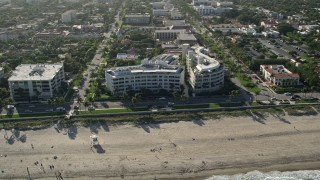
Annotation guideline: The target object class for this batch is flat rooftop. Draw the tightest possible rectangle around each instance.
[9,64,63,81]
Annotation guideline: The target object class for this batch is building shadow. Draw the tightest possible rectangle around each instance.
[272,114,291,124]
[191,114,205,126]
[67,124,78,140]
[100,121,110,132]
[249,110,266,125]
[19,134,27,143]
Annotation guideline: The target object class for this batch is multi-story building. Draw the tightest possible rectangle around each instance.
[260,65,300,86]
[105,55,184,95]
[124,14,151,24]
[153,9,169,17]
[192,0,212,6]
[155,29,185,41]
[185,46,224,94]
[0,67,4,84]
[194,5,215,15]
[61,10,77,23]
[8,63,65,102]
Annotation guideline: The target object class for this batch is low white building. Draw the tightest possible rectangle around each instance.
[216,2,233,7]
[124,14,151,24]
[192,0,212,6]
[8,63,65,102]
[186,46,224,94]
[194,5,215,15]
[105,55,184,95]
[260,65,299,86]
[151,1,165,9]
[212,23,242,34]
[153,9,169,17]
[262,30,280,38]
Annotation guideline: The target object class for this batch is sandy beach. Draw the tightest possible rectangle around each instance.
[1,113,320,180]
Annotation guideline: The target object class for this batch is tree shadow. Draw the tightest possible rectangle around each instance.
[191,114,205,126]
[6,135,15,145]
[67,124,78,140]
[249,110,266,125]
[100,121,109,132]
[101,102,109,108]
[135,116,160,133]
[19,134,27,143]
[89,124,100,134]
[93,144,105,154]
[272,114,291,124]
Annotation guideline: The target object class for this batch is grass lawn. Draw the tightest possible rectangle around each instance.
[79,107,148,114]
[237,72,261,94]
[0,112,65,119]
[174,102,244,110]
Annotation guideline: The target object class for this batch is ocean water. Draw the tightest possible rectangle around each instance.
[205,170,320,180]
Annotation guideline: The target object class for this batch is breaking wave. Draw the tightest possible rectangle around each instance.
[205,170,320,180]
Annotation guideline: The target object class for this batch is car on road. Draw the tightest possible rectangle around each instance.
[159,97,166,100]
[284,92,292,96]
[74,105,79,110]
[6,105,15,109]
[270,97,278,101]
[88,105,95,111]
[291,95,301,100]
[168,102,175,106]
[56,107,66,112]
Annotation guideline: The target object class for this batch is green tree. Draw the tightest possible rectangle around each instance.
[277,23,295,35]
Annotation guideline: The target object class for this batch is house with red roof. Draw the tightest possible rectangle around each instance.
[260,65,300,86]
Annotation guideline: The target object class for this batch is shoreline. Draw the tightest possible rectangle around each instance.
[1,113,320,180]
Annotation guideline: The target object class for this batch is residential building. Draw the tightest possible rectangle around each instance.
[0,67,4,84]
[170,10,183,20]
[192,0,211,6]
[262,30,280,38]
[34,32,61,40]
[124,14,151,24]
[155,29,185,41]
[61,10,77,23]
[211,23,242,34]
[151,1,165,9]
[0,31,20,41]
[105,56,184,95]
[176,34,198,46]
[185,46,224,94]
[194,5,215,15]
[153,9,169,17]
[216,2,233,7]
[260,65,299,86]
[8,63,65,102]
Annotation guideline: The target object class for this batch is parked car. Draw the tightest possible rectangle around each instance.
[270,97,278,101]
[88,105,95,111]
[159,97,166,100]
[74,105,79,110]
[291,95,301,100]
[284,92,292,96]
[56,107,66,112]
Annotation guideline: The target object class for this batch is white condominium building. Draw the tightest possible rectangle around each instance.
[105,55,184,95]
[61,10,77,23]
[186,46,224,94]
[8,63,65,102]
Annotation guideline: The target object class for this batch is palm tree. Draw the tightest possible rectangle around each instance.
[76,95,83,111]
[255,91,260,101]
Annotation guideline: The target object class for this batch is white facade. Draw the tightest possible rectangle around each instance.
[105,56,184,95]
[192,0,211,6]
[170,10,183,20]
[260,65,299,86]
[8,63,65,101]
[61,10,77,23]
[155,29,185,41]
[124,14,151,24]
[216,2,233,7]
[186,46,224,94]
[194,5,215,15]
